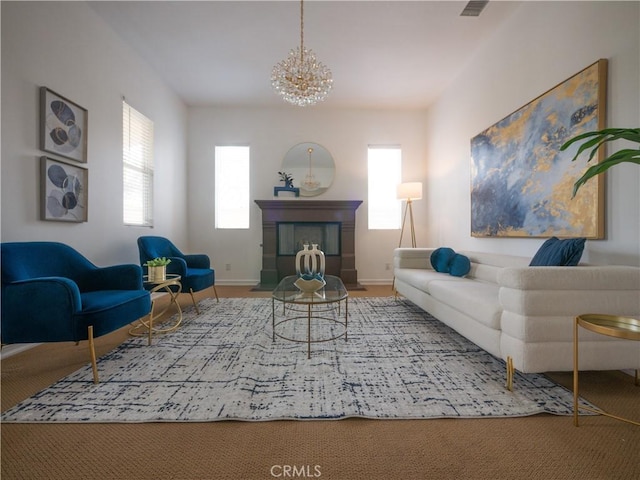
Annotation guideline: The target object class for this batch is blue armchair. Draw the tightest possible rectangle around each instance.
[137,236,218,313]
[1,242,151,383]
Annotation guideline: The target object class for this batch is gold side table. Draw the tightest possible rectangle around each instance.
[573,314,640,427]
[130,274,183,345]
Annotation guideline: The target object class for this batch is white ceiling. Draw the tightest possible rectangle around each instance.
[89,1,521,109]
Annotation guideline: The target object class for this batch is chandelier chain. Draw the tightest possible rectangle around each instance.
[300,0,304,63]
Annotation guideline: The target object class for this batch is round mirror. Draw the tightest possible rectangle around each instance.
[282,142,335,197]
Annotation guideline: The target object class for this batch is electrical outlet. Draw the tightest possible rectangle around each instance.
[225,264,231,271]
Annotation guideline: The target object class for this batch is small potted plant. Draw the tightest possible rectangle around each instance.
[278,171,295,189]
[144,257,171,282]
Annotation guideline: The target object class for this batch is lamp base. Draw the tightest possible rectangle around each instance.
[398,199,417,248]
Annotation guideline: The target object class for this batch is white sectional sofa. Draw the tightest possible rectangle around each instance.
[393,248,640,388]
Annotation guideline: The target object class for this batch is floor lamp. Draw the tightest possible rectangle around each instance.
[397,182,422,248]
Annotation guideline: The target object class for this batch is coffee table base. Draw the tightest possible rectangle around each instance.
[272,299,348,359]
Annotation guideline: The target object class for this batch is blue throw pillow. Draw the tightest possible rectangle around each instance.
[529,237,586,266]
[430,247,456,273]
[449,254,471,277]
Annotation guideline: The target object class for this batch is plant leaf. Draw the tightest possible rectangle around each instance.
[572,150,640,197]
[561,128,640,163]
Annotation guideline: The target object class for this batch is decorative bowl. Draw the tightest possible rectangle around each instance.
[294,276,326,294]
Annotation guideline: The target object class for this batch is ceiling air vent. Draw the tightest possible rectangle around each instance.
[460,1,489,17]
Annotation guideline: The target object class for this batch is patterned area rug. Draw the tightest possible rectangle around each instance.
[2,297,592,423]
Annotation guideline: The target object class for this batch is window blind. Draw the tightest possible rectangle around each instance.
[123,101,154,226]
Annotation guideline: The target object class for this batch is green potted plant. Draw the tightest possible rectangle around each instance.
[144,257,171,282]
[278,171,295,189]
[560,127,640,197]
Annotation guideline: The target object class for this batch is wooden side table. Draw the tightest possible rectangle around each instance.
[573,314,640,426]
[130,274,183,345]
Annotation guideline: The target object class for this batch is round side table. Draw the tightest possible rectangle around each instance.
[573,313,640,427]
[130,274,183,345]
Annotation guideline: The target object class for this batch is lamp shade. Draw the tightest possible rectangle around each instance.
[397,182,423,201]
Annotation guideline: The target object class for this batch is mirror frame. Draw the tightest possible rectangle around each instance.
[281,142,335,197]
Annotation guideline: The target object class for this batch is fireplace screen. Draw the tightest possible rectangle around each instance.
[277,222,340,256]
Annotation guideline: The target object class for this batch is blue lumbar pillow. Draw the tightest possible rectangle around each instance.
[449,253,471,277]
[430,247,456,273]
[529,237,586,266]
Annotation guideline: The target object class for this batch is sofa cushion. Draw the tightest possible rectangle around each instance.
[427,279,502,330]
[394,268,459,294]
[449,254,471,277]
[430,247,456,273]
[529,237,586,266]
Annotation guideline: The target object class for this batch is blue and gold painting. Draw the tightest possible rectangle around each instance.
[40,87,88,163]
[470,60,606,238]
[41,157,88,222]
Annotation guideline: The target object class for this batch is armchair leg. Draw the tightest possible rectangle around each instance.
[189,288,201,315]
[88,325,99,384]
[188,285,219,314]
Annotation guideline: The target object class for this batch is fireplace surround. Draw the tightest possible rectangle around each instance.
[255,200,363,289]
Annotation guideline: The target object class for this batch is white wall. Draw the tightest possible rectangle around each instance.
[187,107,428,284]
[1,2,188,266]
[425,1,640,266]
[3,1,638,285]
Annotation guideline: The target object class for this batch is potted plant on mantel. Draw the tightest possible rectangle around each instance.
[144,257,171,282]
[561,127,640,197]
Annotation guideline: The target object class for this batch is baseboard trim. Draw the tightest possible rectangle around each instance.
[1,343,40,359]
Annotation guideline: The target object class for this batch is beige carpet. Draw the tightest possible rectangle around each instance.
[2,286,639,480]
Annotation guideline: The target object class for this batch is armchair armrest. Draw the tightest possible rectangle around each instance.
[82,264,144,291]
[1,277,81,343]
[183,254,210,269]
[165,257,188,276]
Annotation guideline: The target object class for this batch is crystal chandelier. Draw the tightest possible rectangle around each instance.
[301,147,320,191]
[271,0,333,107]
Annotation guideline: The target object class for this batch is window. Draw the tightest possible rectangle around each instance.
[123,101,154,226]
[215,146,250,229]
[367,146,402,229]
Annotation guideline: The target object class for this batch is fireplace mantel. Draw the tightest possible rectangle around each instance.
[255,200,363,289]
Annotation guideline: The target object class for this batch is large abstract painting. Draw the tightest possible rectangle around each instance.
[470,60,606,238]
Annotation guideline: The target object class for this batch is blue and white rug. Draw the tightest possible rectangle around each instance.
[2,297,593,423]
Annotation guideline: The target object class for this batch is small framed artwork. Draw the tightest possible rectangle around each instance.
[40,87,88,163]
[41,156,88,222]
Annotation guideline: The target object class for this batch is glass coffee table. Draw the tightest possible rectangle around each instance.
[272,275,348,359]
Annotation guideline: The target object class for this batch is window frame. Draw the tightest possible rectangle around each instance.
[122,100,154,227]
[367,145,402,230]
[214,145,251,229]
